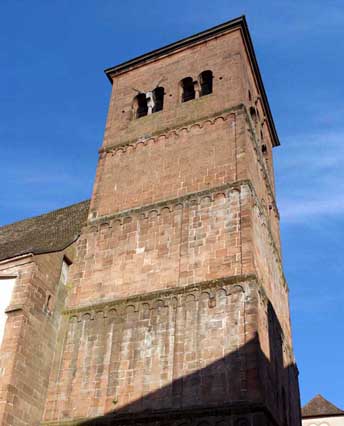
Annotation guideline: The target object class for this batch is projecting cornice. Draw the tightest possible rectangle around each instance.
[63,273,254,317]
[86,180,287,293]
[104,16,280,146]
[98,105,278,223]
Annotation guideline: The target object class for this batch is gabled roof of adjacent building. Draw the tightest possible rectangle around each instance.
[302,394,344,418]
[104,15,280,147]
[0,200,90,262]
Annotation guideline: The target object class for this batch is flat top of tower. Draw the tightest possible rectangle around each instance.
[104,16,280,146]
[105,16,246,78]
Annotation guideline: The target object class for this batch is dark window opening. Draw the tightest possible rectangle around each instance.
[153,87,164,112]
[44,294,53,314]
[46,295,52,310]
[200,70,213,96]
[249,106,258,124]
[262,144,267,154]
[181,77,195,102]
[248,90,252,101]
[135,93,148,118]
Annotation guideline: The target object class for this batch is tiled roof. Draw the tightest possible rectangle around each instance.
[302,394,344,418]
[0,200,90,262]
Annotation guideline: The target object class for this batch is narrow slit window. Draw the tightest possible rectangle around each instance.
[44,294,52,314]
[256,108,261,122]
[153,87,164,112]
[181,77,195,102]
[248,90,252,101]
[250,106,258,124]
[134,93,148,118]
[199,70,213,96]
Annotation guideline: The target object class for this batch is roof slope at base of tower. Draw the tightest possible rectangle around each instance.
[302,394,344,418]
[0,200,90,262]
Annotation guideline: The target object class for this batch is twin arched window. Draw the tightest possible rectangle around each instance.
[181,70,213,103]
[133,70,213,119]
[133,87,165,119]
[250,106,267,156]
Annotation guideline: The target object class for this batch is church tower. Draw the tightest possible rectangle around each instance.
[42,16,301,426]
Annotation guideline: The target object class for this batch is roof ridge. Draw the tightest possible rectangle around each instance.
[0,199,90,230]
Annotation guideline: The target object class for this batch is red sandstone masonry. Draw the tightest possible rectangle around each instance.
[102,30,244,149]
[69,186,248,307]
[0,19,300,426]
[43,279,252,421]
[92,114,238,218]
[0,246,76,426]
[41,23,299,426]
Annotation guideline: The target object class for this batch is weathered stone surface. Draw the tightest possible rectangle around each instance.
[0,16,301,426]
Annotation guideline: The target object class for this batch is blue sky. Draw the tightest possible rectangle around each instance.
[1,0,343,408]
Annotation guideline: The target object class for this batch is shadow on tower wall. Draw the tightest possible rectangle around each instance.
[76,303,301,426]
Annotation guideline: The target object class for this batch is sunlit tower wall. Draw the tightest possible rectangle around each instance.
[42,16,301,426]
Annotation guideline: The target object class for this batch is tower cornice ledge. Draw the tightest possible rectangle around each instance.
[98,104,278,220]
[63,273,257,317]
[99,104,245,155]
[104,15,279,147]
[87,180,283,282]
[88,179,251,225]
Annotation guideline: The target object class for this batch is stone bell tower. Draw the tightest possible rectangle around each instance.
[42,16,301,426]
